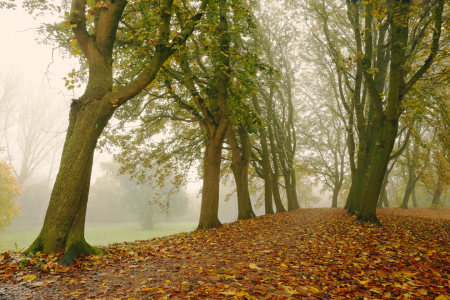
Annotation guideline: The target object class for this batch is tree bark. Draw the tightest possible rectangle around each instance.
[432,175,444,208]
[412,187,418,207]
[25,97,114,265]
[432,186,442,208]
[197,0,230,229]
[227,124,255,220]
[24,0,210,264]
[197,135,225,229]
[250,94,278,213]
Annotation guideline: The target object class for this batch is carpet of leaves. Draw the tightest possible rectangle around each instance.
[0,208,449,299]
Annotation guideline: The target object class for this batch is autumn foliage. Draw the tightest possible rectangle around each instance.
[0,159,21,231]
[1,208,449,299]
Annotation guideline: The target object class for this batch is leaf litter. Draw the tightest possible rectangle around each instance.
[0,208,449,299]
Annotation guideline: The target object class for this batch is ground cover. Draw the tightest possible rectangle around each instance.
[0,222,197,253]
[0,208,449,299]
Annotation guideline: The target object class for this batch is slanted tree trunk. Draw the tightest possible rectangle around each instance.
[25,0,209,264]
[227,124,255,220]
[26,95,115,265]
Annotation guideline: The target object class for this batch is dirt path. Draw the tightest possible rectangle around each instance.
[1,208,449,299]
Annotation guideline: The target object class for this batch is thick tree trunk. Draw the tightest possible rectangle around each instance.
[197,136,225,229]
[25,98,113,265]
[227,125,255,220]
[345,165,367,214]
[331,186,339,208]
[358,120,398,226]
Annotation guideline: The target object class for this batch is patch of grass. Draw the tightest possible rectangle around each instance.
[0,221,197,253]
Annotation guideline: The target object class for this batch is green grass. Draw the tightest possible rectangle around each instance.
[0,221,197,253]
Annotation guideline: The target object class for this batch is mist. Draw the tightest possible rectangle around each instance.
[1,0,449,256]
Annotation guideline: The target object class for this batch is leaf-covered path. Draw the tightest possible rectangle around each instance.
[1,208,449,299]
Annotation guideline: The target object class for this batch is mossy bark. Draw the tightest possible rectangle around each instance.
[25,94,114,265]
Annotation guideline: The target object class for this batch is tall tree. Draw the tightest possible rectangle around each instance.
[356,0,445,224]
[24,0,210,265]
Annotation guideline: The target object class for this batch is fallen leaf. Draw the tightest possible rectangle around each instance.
[22,274,36,282]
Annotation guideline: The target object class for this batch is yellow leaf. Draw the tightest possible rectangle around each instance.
[417,288,427,295]
[23,274,36,282]
[359,280,371,285]
[280,263,288,267]
[70,40,78,46]
[284,286,298,295]
[165,280,171,283]
[310,287,320,293]
[249,263,261,270]
[435,296,449,300]
[220,291,236,295]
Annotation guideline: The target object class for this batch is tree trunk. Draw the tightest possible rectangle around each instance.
[197,134,225,229]
[227,124,255,220]
[260,137,275,214]
[25,98,113,265]
[289,168,300,210]
[412,187,418,207]
[345,165,367,214]
[432,179,443,208]
[358,120,398,226]
[250,94,278,214]
[400,185,414,209]
[400,171,418,209]
[331,185,339,208]
[271,173,285,213]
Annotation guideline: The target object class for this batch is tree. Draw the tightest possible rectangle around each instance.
[0,154,21,231]
[102,0,263,225]
[24,0,211,265]
[251,0,301,212]
[354,0,446,224]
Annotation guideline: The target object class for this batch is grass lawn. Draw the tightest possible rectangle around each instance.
[0,221,197,253]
